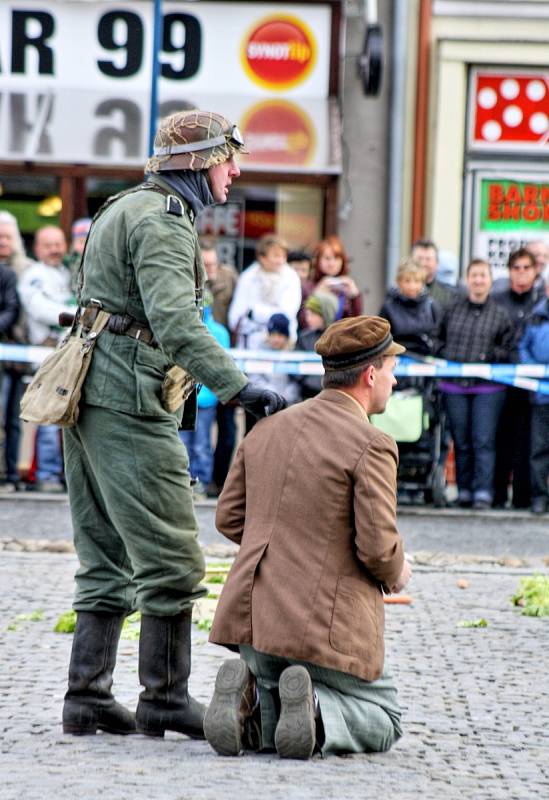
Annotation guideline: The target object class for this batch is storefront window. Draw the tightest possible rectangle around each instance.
[197,182,323,270]
[0,174,60,252]
[85,177,136,217]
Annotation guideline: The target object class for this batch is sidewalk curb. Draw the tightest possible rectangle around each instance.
[2,537,548,573]
[1,491,546,521]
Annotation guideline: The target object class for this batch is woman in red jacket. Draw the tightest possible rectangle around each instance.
[310,235,362,319]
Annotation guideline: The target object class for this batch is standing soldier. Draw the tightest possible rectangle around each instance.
[62,110,285,740]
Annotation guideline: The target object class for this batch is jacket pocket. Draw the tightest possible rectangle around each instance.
[329,575,382,660]
[135,344,170,416]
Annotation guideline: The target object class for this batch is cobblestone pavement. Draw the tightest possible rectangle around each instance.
[1,495,549,560]
[1,552,548,800]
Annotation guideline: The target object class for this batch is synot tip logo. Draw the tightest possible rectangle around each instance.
[241,15,317,91]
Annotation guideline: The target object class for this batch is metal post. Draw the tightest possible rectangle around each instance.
[385,0,410,286]
[366,0,378,25]
[148,0,163,155]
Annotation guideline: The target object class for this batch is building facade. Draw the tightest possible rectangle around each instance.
[1,0,548,312]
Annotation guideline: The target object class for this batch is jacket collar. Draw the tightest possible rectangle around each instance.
[317,388,370,421]
[146,174,195,221]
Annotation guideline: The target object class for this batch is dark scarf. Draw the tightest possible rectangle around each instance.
[157,170,214,216]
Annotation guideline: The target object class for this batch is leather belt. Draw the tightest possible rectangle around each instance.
[112,318,159,348]
[81,306,159,349]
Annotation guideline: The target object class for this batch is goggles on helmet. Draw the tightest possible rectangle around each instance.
[154,125,245,158]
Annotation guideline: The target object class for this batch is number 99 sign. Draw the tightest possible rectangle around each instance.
[5,7,202,81]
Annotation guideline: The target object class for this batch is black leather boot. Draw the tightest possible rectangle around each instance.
[135,610,205,738]
[62,611,136,735]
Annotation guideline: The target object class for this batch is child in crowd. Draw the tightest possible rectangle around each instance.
[245,313,299,431]
[288,250,313,284]
[179,292,229,498]
[519,270,549,515]
[379,259,441,356]
[292,291,339,400]
[228,234,301,350]
[288,249,314,330]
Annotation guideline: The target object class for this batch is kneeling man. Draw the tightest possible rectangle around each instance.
[205,315,412,758]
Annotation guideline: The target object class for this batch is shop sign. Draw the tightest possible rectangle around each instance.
[0,1,330,98]
[470,172,549,278]
[0,87,337,172]
[481,179,549,229]
[197,200,245,271]
[0,2,339,170]
[469,68,549,152]
[241,15,316,91]
[240,99,316,166]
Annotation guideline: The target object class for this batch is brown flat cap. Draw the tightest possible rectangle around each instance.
[315,315,405,371]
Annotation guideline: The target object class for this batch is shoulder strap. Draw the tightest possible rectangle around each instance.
[76,182,201,307]
[76,182,151,306]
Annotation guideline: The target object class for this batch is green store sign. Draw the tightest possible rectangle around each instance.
[480,179,549,232]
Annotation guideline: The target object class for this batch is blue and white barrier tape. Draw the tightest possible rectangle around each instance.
[233,350,549,394]
[1,344,548,395]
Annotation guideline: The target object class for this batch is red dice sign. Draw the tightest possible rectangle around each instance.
[472,70,549,150]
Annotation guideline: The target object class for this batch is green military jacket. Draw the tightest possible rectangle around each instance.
[80,175,247,420]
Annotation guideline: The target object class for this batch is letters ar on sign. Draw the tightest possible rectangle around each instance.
[1,7,202,80]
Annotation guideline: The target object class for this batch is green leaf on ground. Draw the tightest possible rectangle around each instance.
[511,574,549,617]
[121,612,141,640]
[457,618,488,628]
[196,617,213,632]
[54,610,77,633]
[8,609,45,630]
[16,609,45,622]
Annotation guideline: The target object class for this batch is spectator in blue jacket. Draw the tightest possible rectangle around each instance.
[519,270,549,515]
[179,294,229,498]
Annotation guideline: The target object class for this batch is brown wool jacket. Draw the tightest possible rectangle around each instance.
[209,389,405,682]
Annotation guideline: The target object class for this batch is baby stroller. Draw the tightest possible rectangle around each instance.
[370,378,447,507]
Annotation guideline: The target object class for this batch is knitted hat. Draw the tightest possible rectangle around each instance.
[304,291,339,328]
[71,218,92,239]
[267,313,290,337]
[315,315,405,371]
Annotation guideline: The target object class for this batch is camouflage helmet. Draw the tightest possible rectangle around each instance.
[145,109,248,173]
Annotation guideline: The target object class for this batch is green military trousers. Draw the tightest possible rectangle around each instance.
[240,645,402,756]
[63,403,206,616]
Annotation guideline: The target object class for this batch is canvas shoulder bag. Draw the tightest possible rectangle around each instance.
[19,310,111,427]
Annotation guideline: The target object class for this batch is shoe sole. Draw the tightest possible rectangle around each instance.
[274,666,316,760]
[204,659,251,756]
[63,723,136,736]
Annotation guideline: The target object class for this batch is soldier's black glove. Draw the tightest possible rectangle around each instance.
[236,383,287,419]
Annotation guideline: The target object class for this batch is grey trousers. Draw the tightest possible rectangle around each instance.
[240,645,402,756]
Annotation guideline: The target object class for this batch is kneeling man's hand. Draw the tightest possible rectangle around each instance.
[392,560,412,594]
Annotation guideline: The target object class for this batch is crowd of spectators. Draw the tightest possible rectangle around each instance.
[0,210,547,515]
[378,239,548,514]
[0,213,89,493]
